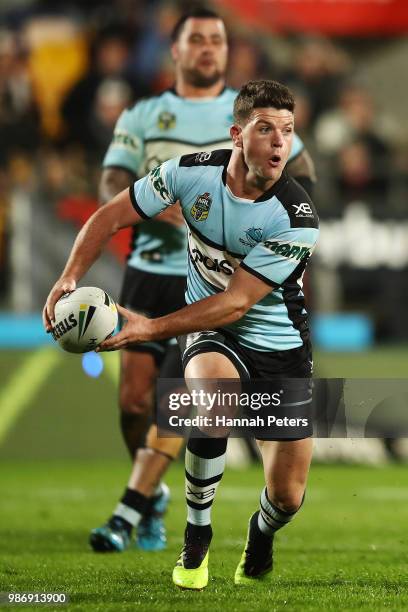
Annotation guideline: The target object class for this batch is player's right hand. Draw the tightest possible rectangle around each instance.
[43,277,77,332]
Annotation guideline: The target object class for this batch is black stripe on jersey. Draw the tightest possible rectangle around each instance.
[281,258,310,342]
[240,262,280,289]
[179,149,232,170]
[128,186,151,220]
[186,221,243,260]
[145,137,232,148]
[271,175,319,229]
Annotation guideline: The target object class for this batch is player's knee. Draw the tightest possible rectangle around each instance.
[270,486,304,514]
[119,386,151,417]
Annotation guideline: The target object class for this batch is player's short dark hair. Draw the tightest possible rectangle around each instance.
[233,80,295,125]
[171,8,223,42]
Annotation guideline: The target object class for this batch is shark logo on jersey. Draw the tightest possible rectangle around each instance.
[239,227,263,248]
[292,203,314,217]
[157,111,176,130]
[149,164,173,204]
[191,192,212,221]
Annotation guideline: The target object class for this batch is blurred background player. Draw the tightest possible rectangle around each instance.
[89,7,316,553]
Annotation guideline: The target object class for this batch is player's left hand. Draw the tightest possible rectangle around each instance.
[96,304,151,351]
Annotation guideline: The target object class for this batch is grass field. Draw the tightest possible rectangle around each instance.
[1,346,408,610]
[1,461,408,611]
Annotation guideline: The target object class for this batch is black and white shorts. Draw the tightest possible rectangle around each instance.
[178,329,313,440]
[178,329,312,380]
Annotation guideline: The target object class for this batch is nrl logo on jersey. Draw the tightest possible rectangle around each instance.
[157,111,176,130]
[191,192,212,221]
[239,227,263,247]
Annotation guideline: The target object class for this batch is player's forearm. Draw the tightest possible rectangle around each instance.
[147,291,247,341]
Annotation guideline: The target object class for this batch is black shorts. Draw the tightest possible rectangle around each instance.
[119,266,186,363]
[178,329,313,440]
[178,329,312,380]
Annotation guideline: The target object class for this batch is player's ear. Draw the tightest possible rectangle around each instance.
[230,124,243,149]
[171,42,179,61]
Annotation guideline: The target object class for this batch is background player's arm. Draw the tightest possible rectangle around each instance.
[286,132,316,195]
[43,189,141,329]
[287,149,316,184]
[99,167,136,205]
[98,267,272,351]
[99,167,183,226]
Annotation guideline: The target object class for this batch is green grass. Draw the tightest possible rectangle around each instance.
[1,347,408,609]
[1,461,408,611]
[314,345,408,378]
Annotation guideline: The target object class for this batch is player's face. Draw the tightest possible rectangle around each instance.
[172,18,228,88]
[239,108,294,182]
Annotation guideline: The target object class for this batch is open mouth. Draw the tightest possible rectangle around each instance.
[269,155,281,167]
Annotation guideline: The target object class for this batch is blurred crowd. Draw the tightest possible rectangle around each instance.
[1,0,408,338]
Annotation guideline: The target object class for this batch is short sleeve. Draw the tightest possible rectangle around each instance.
[240,227,319,288]
[102,106,144,173]
[129,157,180,219]
[288,133,304,162]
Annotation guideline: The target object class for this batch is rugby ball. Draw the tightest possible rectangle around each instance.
[51,287,118,353]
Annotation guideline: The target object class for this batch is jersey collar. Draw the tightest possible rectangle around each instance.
[222,158,289,203]
[168,85,228,98]
[254,170,289,202]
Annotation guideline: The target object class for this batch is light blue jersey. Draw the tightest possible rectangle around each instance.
[129,150,319,352]
[103,88,305,276]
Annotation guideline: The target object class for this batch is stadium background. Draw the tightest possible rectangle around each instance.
[1,0,408,609]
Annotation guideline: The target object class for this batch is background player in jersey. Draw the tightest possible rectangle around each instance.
[43,79,318,590]
[93,8,316,553]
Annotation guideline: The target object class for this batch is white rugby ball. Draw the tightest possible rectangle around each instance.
[52,286,118,353]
